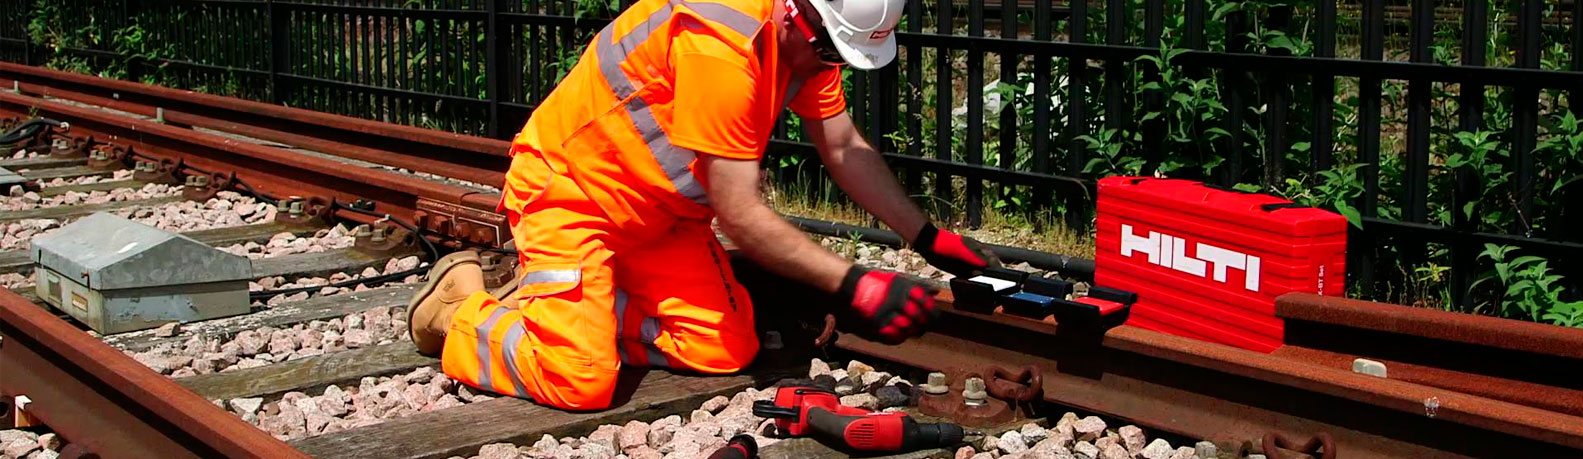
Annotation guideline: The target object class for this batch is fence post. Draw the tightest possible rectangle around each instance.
[486,0,501,139]
[123,0,142,83]
[267,0,283,104]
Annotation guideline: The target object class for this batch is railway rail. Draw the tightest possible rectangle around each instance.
[1,64,1582,458]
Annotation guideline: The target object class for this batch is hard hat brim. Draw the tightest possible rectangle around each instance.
[829,31,896,70]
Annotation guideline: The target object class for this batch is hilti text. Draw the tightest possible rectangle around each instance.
[1120,224,1262,292]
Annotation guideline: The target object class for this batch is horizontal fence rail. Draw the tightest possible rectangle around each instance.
[1,0,1581,316]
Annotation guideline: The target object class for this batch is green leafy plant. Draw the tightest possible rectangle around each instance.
[1473,244,1583,328]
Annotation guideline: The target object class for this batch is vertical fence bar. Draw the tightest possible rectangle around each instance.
[1220,11,1247,186]
[1182,0,1210,178]
[903,0,922,195]
[1103,0,1125,138]
[385,13,396,120]
[487,0,501,138]
[1512,0,1540,233]
[932,0,954,207]
[1574,0,1582,117]
[1355,0,1385,294]
[268,0,282,103]
[966,0,985,227]
[1452,0,1489,311]
[1312,0,1335,170]
[1404,0,1432,224]
[1064,0,1088,229]
[996,0,1018,209]
[1261,7,1290,188]
[1183,0,1203,49]
[1140,0,1163,175]
[1029,0,1051,220]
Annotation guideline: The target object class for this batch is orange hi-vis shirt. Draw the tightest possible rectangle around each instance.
[506,0,847,226]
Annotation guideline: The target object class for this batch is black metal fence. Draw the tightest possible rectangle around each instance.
[2,0,1582,313]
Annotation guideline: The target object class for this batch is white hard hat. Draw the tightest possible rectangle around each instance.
[804,0,904,69]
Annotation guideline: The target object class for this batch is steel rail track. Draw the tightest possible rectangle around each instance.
[826,291,1583,458]
[0,90,506,250]
[0,289,309,459]
[0,62,511,188]
[3,64,1582,458]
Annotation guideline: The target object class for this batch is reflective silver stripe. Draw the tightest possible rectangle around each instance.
[631,98,709,203]
[646,346,671,368]
[521,269,580,285]
[639,316,662,343]
[621,316,670,368]
[592,0,764,207]
[474,307,511,390]
[500,321,532,398]
[614,288,630,339]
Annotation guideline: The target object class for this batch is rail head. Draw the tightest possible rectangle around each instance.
[1275,292,1583,359]
[0,288,309,459]
[0,61,510,156]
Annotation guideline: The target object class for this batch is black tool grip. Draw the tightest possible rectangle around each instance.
[706,434,759,459]
[905,418,966,450]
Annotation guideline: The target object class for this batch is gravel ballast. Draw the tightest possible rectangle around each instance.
[128,307,409,377]
[449,358,1220,459]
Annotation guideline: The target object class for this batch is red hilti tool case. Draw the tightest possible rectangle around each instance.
[1094,177,1348,353]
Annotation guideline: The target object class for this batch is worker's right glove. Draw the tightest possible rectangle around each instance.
[836,265,941,345]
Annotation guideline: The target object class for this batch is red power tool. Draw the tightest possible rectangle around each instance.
[752,386,978,453]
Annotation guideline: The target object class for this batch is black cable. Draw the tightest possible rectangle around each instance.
[332,202,441,262]
[248,263,430,300]
[0,118,64,145]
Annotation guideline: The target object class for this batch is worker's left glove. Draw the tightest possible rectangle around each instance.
[837,265,941,345]
[913,223,1000,278]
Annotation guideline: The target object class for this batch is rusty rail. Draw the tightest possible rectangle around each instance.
[0,288,309,459]
[830,291,1583,458]
[0,62,510,187]
[1277,293,1583,417]
[0,89,507,248]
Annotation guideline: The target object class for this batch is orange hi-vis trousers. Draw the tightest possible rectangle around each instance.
[439,152,759,411]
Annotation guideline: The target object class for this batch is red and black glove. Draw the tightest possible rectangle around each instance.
[837,265,941,345]
[913,223,1001,278]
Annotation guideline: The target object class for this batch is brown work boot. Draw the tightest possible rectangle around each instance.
[407,251,485,357]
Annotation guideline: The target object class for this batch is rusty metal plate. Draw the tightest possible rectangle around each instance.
[417,198,509,247]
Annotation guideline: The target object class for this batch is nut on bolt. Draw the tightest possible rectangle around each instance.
[922,372,950,395]
[963,377,988,406]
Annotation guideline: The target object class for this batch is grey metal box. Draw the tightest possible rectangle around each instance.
[0,166,25,189]
[31,212,253,334]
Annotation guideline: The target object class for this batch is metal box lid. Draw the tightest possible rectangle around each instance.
[0,166,26,188]
[31,212,253,290]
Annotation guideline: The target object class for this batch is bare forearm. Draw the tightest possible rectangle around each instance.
[823,143,929,242]
[720,203,851,292]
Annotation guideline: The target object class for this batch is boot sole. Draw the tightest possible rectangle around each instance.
[406,251,483,347]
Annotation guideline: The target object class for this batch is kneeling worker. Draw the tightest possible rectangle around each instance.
[407,0,1000,411]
